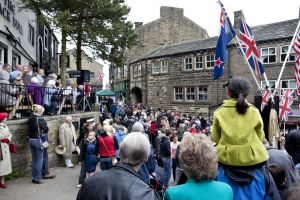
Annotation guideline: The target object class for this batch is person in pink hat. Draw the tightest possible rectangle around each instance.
[0,112,12,188]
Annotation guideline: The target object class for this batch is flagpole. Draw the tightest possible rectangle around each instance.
[234,36,261,89]
[273,19,300,95]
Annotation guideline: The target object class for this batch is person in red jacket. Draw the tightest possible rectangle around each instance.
[98,125,119,170]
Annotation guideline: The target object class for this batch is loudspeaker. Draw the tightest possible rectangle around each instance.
[254,95,279,142]
[79,70,90,84]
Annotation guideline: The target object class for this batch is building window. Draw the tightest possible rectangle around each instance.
[174,87,183,101]
[186,87,195,101]
[44,27,48,50]
[138,64,142,76]
[0,47,4,67]
[184,57,193,70]
[195,55,203,70]
[206,54,215,69]
[124,65,128,78]
[280,46,296,63]
[90,72,95,78]
[161,60,168,72]
[198,86,208,101]
[261,80,276,91]
[12,53,21,70]
[52,39,56,58]
[118,66,123,79]
[134,65,138,77]
[152,62,160,74]
[261,47,276,64]
[28,24,34,46]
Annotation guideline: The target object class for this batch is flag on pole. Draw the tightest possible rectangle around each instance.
[294,29,300,95]
[97,72,104,81]
[239,17,265,78]
[279,89,294,122]
[261,89,272,111]
[214,1,236,80]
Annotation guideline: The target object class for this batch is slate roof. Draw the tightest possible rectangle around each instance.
[131,19,298,63]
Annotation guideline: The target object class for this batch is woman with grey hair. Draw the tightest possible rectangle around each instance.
[77,132,160,200]
[164,134,233,200]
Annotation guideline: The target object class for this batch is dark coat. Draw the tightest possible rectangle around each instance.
[159,136,171,158]
[27,114,49,138]
[285,130,300,165]
[76,163,160,200]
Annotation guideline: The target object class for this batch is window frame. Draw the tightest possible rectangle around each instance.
[206,53,215,69]
[174,87,183,101]
[198,86,208,101]
[152,62,160,74]
[185,87,196,101]
[133,65,138,77]
[195,55,203,70]
[280,45,296,63]
[44,27,49,51]
[161,60,168,73]
[138,64,142,76]
[261,47,276,64]
[124,65,128,78]
[184,57,193,71]
[0,47,4,67]
[28,24,35,47]
[280,79,297,99]
[261,80,276,91]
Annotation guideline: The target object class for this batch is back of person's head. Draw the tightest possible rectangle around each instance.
[228,77,250,114]
[32,104,44,116]
[119,132,150,166]
[31,77,38,84]
[267,164,286,189]
[283,182,300,200]
[179,134,218,181]
[131,122,144,133]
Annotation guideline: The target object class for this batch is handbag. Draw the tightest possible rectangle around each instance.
[100,136,118,165]
[9,143,17,153]
[37,117,49,149]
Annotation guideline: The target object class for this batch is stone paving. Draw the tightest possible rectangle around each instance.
[0,166,81,200]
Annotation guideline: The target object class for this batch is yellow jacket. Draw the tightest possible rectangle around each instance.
[212,99,269,166]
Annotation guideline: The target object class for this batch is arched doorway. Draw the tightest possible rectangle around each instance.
[130,87,142,103]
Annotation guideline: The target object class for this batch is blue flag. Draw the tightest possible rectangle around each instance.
[214,2,236,80]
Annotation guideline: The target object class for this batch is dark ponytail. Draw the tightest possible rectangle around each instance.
[236,93,249,114]
[228,78,251,115]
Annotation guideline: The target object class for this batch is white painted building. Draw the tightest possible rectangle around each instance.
[0,0,37,69]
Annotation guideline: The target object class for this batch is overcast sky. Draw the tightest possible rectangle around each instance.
[101,0,300,87]
[125,0,300,37]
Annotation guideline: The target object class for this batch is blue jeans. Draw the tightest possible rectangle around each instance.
[29,139,44,181]
[100,157,112,171]
[161,157,172,187]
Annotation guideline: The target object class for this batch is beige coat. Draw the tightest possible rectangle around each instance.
[59,122,77,159]
[0,123,12,176]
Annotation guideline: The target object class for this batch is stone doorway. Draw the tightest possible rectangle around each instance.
[130,87,142,103]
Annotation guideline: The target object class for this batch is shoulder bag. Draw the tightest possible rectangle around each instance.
[100,136,117,165]
[37,117,49,149]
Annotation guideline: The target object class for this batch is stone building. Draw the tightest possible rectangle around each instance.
[58,49,103,89]
[114,6,209,102]
[128,10,299,116]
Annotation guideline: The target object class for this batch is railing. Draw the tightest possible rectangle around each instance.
[0,83,96,119]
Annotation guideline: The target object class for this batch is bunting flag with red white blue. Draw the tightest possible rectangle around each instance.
[214,1,236,80]
[239,18,265,78]
[279,89,294,122]
[261,89,272,111]
[294,29,300,95]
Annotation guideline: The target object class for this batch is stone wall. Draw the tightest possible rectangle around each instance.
[128,6,209,63]
[7,112,99,173]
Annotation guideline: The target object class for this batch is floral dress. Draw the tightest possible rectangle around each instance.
[0,123,12,176]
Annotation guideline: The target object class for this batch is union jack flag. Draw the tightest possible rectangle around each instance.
[279,89,294,122]
[294,29,300,95]
[261,89,272,111]
[239,18,265,78]
[97,72,104,81]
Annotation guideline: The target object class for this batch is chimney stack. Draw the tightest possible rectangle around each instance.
[134,22,143,29]
[234,10,243,34]
[160,6,183,18]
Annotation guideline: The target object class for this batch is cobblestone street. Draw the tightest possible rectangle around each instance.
[0,166,81,200]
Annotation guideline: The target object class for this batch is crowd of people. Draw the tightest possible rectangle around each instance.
[0,63,90,115]
[1,77,300,200]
